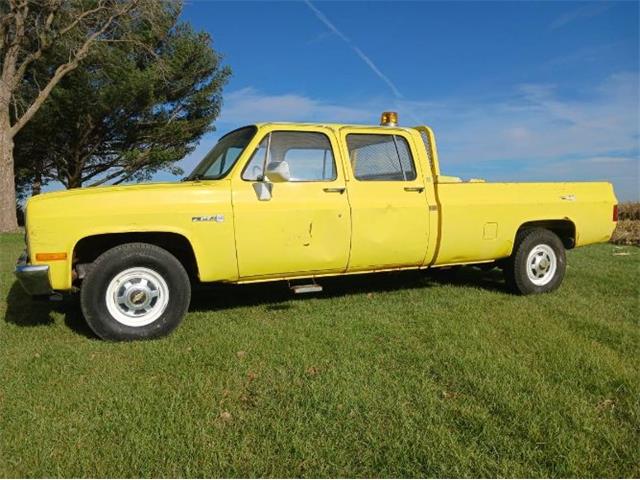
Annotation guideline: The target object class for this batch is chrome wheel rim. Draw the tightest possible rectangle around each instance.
[105,267,169,327]
[526,244,557,286]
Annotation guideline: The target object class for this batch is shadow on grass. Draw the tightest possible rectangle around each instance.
[189,265,509,313]
[4,266,508,333]
[4,281,96,338]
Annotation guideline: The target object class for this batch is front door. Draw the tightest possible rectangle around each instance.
[340,128,430,271]
[231,127,351,279]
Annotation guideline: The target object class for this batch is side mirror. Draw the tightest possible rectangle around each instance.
[265,161,290,182]
[252,181,272,201]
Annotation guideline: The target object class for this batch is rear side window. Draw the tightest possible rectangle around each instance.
[347,134,416,181]
[242,131,336,182]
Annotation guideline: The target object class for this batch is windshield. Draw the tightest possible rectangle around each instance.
[187,126,257,180]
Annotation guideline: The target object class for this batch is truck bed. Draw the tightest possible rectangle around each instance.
[432,181,617,265]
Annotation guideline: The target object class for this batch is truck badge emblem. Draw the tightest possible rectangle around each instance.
[192,215,224,223]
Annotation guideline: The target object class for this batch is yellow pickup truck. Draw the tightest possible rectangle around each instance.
[16,113,618,340]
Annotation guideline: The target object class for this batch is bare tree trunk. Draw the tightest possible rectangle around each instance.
[67,149,83,188]
[32,167,42,196]
[68,176,82,189]
[0,105,18,232]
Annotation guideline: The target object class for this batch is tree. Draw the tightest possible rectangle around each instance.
[0,0,160,232]
[14,19,230,191]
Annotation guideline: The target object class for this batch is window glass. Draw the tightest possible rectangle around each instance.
[346,134,417,181]
[285,148,335,181]
[242,131,336,182]
[243,144,267,181]
[201,146,244,178]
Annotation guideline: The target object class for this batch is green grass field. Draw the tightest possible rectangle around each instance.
[1,232,638,477]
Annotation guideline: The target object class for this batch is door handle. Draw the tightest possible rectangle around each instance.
[404,186,425,193]
[323,187,346,194]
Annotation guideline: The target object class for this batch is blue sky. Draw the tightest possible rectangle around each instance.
[172,1,639,200]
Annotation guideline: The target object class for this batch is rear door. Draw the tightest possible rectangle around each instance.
[340,128,430,271]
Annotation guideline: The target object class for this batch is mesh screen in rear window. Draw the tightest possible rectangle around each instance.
[419,130,433,168]
[347,134,417,181]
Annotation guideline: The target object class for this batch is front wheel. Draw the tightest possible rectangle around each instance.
[80,243,191,340]
[504,228,566,294]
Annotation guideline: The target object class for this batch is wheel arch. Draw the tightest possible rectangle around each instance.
[73,231,199,282]
[514,219,576,251]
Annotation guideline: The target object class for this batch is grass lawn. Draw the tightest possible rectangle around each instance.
[1,232,638,477]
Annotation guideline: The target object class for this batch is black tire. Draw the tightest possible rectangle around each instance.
[80,242,191,341]
[504,228,566,295]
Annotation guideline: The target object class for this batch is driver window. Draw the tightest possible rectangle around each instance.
[242,131,336,182]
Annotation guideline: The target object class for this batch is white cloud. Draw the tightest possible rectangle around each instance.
[218,87,374,124]
[397,72,638,163]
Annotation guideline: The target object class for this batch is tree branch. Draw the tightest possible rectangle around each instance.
[10,2,109,90]
[1,0,27,100]
[0,10,16,41]
[10,2,137,137]
[79,152,125,183]
[87,149,154,187]
[87,167,127,187]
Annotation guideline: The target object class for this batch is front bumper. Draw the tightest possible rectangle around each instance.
[15,251,52,296]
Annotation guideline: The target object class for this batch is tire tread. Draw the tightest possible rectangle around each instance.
[504,228,566,295]
[80,242,191,340]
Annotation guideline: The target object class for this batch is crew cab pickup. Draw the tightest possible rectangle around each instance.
[16,113,618,340]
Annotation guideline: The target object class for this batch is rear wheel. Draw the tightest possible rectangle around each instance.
[504,228,566,294]
[80,243,191,340]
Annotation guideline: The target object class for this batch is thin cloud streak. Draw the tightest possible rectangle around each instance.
[304,0,404,99]
[550,3,611,30]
